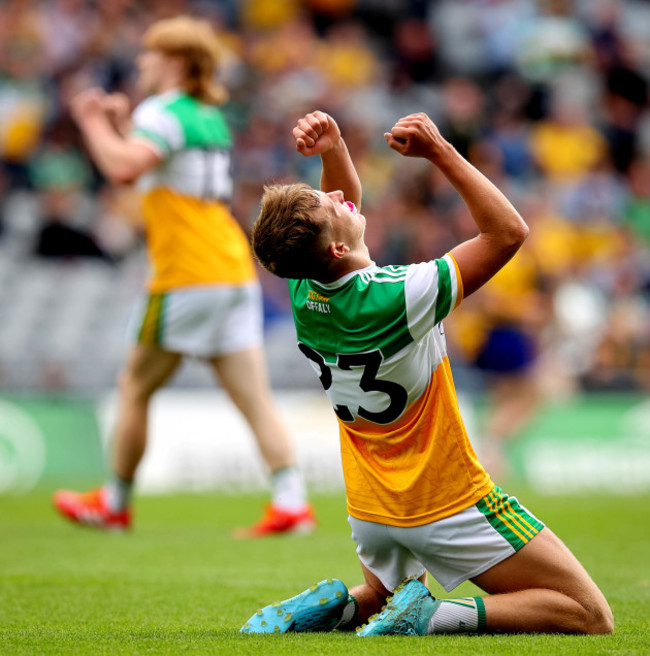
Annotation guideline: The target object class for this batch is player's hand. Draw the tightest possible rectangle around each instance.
[384,113,446,160]
[70,88,108,125]
[102,92,132,135]
[293,111,341,156]
[103,93,131,123]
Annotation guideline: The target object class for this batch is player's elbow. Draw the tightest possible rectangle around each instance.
[508,215,529,245]
[517,220,530,244]
[106,165,140,186]
[499,218,529,254]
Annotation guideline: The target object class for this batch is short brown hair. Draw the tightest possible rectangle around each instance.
[252,184,330,279]
[143,15,228,105]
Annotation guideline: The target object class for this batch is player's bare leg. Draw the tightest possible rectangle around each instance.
[112,344,182,480]
[210,347,293,471]
[472,527,613,634]
[210,347,315,537]
[358,526,613,636]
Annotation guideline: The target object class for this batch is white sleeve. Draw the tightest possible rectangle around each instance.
[129,98,184,156]
[405,254,463,342]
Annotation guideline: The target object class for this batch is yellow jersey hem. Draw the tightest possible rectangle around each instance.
[347,479,495,527]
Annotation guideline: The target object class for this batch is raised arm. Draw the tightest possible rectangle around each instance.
[385,113,528,297]
[293,111,362,208]
[71,88,161,185]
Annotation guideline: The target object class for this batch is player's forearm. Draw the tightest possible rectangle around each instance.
[429,141,528,246]
[320,139,362,208]
[78,115,140,184]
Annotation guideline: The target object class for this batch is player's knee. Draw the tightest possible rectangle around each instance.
[118,371,155,403]
[583,599,614,635]
[576,597,614,635]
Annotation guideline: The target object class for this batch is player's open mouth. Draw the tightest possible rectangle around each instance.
[345,201,358,215]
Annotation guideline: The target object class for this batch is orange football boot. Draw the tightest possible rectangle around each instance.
[233,503,317,539]
[53,488,131,531]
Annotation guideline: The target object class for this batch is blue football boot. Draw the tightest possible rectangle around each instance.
[357,578,439,636]
[240,578,349,633]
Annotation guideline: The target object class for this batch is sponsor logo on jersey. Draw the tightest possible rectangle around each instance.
[306,289,331,313]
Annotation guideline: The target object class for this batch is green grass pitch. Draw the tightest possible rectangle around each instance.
[1,488,648,655]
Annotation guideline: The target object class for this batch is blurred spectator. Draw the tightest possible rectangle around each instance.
[580,295,650,391]
[529,91,606,185]
[26,121,108,261]
[601,66,648,173]
[0,164,7,235]
[316,20,380,90]
[486,74,536,183]
[33,188,111,262]
[624,156,650,246]
[390,17,440,86]
[0,5,49,189]
[514,0,593,84]
[440,77,487,160]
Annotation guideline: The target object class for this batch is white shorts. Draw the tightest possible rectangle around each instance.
[130,283,263,358]
[349,487,544,592]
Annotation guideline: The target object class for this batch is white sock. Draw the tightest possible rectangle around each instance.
[104,476,133,512]
[270,466,307,511]
[428,597,486,634]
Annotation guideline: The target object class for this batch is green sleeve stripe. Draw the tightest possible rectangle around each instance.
[130,128,171,154]
[434,257,452,324]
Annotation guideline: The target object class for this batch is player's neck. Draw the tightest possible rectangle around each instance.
[321,252,373,283]
[156,78,184,95]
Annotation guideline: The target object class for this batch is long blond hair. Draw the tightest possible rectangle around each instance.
[142,15,228,105]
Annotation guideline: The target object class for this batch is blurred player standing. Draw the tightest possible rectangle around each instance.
[240,110,612,635]
[53,16,315,537]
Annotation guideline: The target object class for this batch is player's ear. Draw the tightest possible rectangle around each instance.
[329,241,350,260]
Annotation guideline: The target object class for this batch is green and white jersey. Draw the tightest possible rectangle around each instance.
[288,256,461,424]
[130,89,233,201]
[127,90,256,292]
[288,255,493,527]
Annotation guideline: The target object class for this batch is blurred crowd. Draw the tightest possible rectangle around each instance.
[1,0,650,403]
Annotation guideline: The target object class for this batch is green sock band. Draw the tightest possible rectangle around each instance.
[474,596,487,630]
